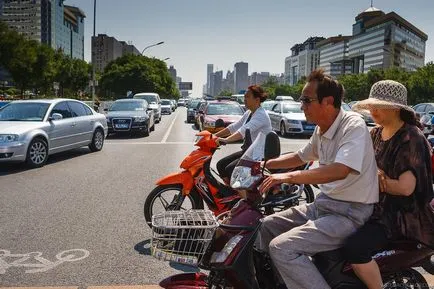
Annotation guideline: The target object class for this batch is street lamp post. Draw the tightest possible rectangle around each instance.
[141,41,164,55]
[91,0,96,107]
[163,57,170,61]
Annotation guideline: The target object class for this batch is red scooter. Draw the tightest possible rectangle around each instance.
[144,120,314,227]
[159,131,434,289]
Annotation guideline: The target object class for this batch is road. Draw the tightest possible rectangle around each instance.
[0,107,431,288]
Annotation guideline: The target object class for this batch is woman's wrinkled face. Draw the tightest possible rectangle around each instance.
[369,107,400,125]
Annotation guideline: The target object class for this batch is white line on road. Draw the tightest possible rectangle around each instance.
[161,111,179,143]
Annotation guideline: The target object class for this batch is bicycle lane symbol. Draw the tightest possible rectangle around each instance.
[0,249,90,273]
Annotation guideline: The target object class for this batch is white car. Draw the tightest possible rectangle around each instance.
[268,102,315,136]
[133,93,162,123]
[0,99,108,168]
[160,99,173,114]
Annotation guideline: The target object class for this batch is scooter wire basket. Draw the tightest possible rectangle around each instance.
[151,210,218,266]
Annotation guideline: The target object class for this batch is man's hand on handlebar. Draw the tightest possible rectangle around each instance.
[259,172,293,194]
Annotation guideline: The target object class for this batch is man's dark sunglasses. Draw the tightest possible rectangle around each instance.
[299,96,318,104]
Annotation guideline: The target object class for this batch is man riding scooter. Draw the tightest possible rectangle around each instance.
[258,69,379,289]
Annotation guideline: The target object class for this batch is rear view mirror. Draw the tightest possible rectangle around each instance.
[49,113,63,121]
[215,119,225,128]
[264,132,280,161]
[104,108,108,112]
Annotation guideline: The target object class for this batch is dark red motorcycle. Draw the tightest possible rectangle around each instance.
[157,131,434,289]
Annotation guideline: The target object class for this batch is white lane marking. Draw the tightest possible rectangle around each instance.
[161,111,179,143]
[0,249,90,274]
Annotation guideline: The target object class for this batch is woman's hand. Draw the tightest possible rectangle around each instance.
[378,169,389,192]
[216,137,227,146]
[259,173,290,194]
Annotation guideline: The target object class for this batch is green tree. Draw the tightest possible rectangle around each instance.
[218,89,232,96]
[408,62,434,105]
[100,54,178,99]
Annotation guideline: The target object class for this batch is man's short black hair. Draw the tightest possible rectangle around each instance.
[307,69,344,109]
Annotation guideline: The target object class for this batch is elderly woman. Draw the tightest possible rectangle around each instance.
[343,80,434,289]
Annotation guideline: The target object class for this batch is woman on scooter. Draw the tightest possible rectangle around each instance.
[215,85,272,184]
[343,80,434,289]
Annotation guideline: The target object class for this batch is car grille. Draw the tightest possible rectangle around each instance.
[162,107,171,113]
[112,118,132,131]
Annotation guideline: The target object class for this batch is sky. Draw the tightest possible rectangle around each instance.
[65,0,434,96]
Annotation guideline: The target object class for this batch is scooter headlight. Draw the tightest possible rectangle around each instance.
[210,235,243,263]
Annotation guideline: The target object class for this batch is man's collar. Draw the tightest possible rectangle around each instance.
[321,109,344,140]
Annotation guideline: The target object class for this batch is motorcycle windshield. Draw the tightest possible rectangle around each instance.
[230,132,266,190]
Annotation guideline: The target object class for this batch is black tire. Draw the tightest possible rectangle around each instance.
[26,137,48,168]
[144,184,204,227]
[422,255,434,274]
[382,269,428,289]
[143,122,150,137]
[280,121,286,137]
[89,128,104,152]
[150,121,155,131]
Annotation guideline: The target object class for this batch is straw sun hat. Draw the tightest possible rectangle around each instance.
[352,80,414,113]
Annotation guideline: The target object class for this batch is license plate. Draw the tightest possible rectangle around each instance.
[304,125,315,130]
[115,123,129,129]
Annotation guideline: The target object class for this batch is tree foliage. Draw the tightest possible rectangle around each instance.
[99,54,179,99]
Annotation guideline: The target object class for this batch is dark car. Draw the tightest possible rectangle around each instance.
[186,98,202,123]
[105,99,155,136]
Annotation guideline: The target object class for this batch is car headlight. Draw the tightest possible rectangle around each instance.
[210,235,243,263]
[286,119,300,124]
[204,121,215,127]
[134,117,147,122]
[0,134,19,143]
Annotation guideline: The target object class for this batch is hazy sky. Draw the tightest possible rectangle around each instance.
[65,0,434,95]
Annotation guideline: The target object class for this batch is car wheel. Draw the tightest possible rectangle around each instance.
[89,128,104,152]
[26,137,48,168]
[143,123,150,137]
[150,122,155,131]
[280,122,287,137]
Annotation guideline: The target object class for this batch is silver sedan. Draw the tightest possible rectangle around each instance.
[268,102,315,136]
[0,99,108,168]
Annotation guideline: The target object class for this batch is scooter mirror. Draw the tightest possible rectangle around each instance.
[264,131,280,161]
[215,119,225,128]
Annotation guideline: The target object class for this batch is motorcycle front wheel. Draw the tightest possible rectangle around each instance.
[144,184,204,228]
[382,269,428,289]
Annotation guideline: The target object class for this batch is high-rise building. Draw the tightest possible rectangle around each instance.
[0,0,86,60]
[317,35,352,78]
[316,6,427,78]
[234,62,248,93]
[249,72,270,86]
[92,34,140,72]
[168,65,177,82]
[212,70,223,96]
[206,64,213,95]
[222,70,234,93]
[285,37,324,85]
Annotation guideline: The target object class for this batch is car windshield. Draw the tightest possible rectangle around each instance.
[188,100,201,108]
[161,100,171,105]
[0,102,50,121]
[206,103,243,115]
[342,103,352,111]
[262,101,275,111]
[282,103,302,113]
[135,95,157,104]
[110,101,145,111]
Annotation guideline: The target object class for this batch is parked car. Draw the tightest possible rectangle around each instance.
[343,101,374,125]
[261,100,276,111]
[199,100,244,133]
[268,102,314,136]
[275,95,294,101]
[105,99,155,136]
[160,99,173,115]
[169,99,177,111]
[177,98,186,107]
[186,98,202,123]
[133,92,161,123]
[0,99,107,168]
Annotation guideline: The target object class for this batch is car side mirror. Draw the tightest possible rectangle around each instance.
[264,131,281,161]
[215,119,225,128]
[49,113,63,121]
[104,108,108,112]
